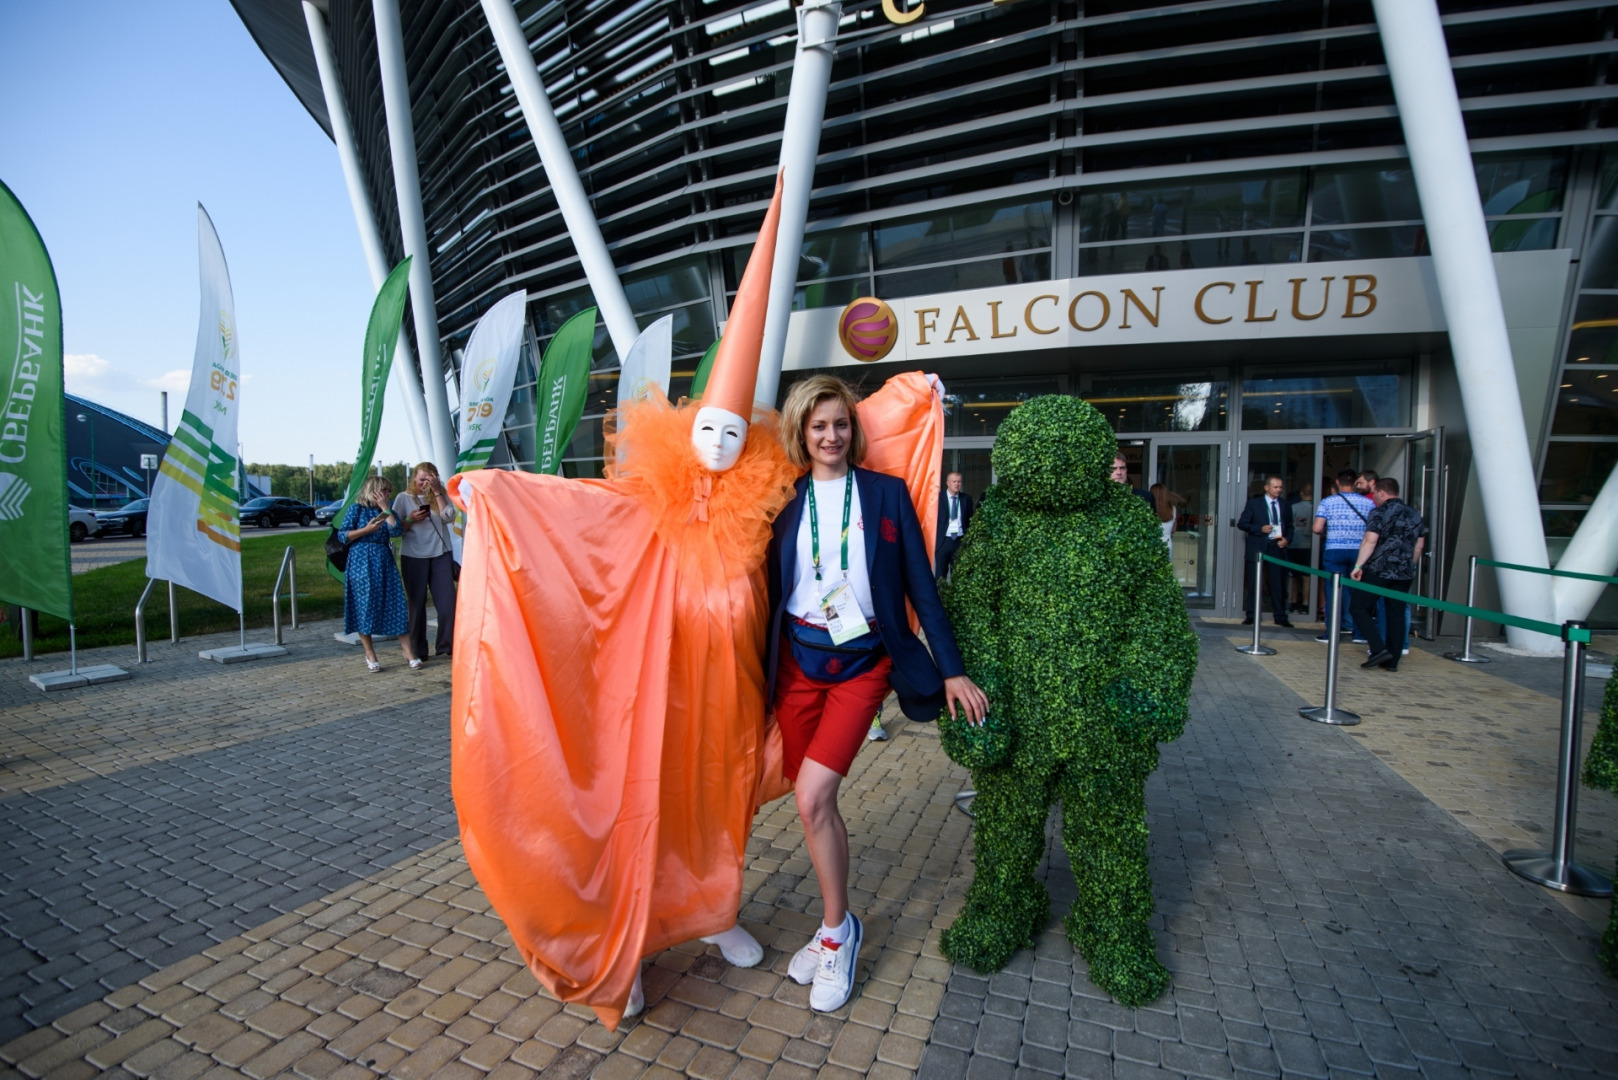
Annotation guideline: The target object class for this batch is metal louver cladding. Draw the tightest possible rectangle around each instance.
[240,0,1618,364]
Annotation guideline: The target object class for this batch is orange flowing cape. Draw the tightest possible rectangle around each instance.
[448,372,942,1029]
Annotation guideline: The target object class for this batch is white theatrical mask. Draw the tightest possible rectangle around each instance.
[691,406,748,472]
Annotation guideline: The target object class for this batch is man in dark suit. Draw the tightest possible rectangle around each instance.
[935,471,973,580]
[1236,475,1294,627]
[1112,453,1155,511]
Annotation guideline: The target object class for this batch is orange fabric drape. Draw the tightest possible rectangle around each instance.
[448,374,941,1028]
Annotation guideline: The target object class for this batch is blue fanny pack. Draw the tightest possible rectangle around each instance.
[785,615,885,683]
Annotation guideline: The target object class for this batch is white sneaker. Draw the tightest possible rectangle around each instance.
[867,719,887,742]
[699,924,763,968]
[1401,648,1410,656]
[624,971,644,1018]
[810,914,862,1012]
[787,937,821,985]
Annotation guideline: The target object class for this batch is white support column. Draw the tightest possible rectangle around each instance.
[303,1,434,465]
[480,0,640,363]
[1553,465,1618,621]
[1371,0,1558,651]
[374,0,458,476]
[756,0,841,409]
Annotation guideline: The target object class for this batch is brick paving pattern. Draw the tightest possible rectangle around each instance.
[2,617,1615,1080]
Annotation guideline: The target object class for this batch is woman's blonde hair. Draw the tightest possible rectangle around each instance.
[780,375,865,471]
[412,461,440,480]
[358,475,392,508]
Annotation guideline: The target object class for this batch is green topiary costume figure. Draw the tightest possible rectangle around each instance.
[1582,672,1618,977]
[937,395,1198,1006]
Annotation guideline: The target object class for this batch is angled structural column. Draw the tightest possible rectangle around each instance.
[1371,0,1557,651]
[756,0,841,408]
[303,1,434,465]
[374,0,459,476]
[481,0,640,363]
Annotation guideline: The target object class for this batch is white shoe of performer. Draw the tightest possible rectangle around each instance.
[810,913,863,1012]
[624,970,645,1018]
[787,938,822,985]
[699,924,763,968]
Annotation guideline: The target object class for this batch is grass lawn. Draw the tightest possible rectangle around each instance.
[2,531,349,659]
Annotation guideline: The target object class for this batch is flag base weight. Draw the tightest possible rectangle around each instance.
[29,664,132,692]
[199,643,288,664]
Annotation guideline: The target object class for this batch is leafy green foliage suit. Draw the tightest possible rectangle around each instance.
[1582,672,1618,976]
[938,395,1198,1006]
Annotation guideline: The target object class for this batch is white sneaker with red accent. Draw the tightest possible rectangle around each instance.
[787,938,821,985]
[809,914,863,1012]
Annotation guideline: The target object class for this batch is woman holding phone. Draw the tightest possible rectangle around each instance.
[339,475,416,672]
[766,375,988,1012]
[393,462,458,661]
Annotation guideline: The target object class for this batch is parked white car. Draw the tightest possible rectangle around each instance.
[68,506,101,543]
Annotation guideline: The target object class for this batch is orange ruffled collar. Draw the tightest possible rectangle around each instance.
[605,394,799,573]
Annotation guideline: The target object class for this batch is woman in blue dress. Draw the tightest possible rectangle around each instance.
[340,475,418,671]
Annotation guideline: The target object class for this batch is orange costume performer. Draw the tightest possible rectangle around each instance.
[449,177,943,1028]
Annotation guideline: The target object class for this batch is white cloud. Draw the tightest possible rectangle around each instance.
[63,352,110,387]
[140,370,190,393]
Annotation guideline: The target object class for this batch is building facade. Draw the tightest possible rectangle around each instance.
[237,0,1618,620]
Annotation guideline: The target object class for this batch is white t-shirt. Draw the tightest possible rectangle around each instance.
[788,474,875,627]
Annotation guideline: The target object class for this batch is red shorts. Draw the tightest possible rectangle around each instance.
[772,637,893,781]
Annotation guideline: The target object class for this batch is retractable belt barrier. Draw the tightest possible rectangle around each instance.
[1237,552,1612,899]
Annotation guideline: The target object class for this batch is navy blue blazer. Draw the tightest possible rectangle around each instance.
[1236,493,1295,557]
[767,467,966,722]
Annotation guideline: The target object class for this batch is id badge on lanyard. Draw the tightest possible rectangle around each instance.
[809,470,873,645]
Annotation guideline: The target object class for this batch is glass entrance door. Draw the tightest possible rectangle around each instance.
[1150,442,1222,608]
[942,438,995,507]
[1230,439,1321,619]
[1401,428,1445,637]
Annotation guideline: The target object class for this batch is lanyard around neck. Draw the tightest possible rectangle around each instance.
[808,469,854,583]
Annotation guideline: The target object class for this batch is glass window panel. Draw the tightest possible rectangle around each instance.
[1474,151,1566,215]
[636,301,715,356]
[1539,441,1618,504]
[1567,295,1618,366]
[1309,164,1420,226]
[1241,362,1410,430]
[876,252,1050,298]
[1599,146,1618,210]
[941,377,1061,437]
[1308,226,1425,262]
[1487,216,1558,253]
[725,227,872,294]
[623,258,710,311]
[1550,371,1618,436]
[560,457,606,480]
[1079,234,1302,276]
[795,277,866,310]
[1077,172,1305,242]
[872,199,1053,271]
[1080,373,1230,433]
[1580,216,1618,289]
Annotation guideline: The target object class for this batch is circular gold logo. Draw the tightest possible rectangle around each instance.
[838,297,898,363]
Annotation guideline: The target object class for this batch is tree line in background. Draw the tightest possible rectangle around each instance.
[245,462,416,502]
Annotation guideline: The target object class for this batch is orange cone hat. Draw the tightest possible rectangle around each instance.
[704,172,785,417]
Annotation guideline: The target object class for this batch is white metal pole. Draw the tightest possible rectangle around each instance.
[756,0,841,409]
[374,0,459,477]
[480,0,640,363]
[303,1,435,465]
[1371,0,1558,653]
[1552,464,1618,622]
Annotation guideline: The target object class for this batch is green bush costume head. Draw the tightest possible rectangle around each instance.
[938,394,1198,1007]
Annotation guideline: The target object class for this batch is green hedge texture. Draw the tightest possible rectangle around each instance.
[1582,671,1618,976]
[938,395,1198,1007]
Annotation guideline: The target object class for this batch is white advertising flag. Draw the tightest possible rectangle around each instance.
[147,206,243,612]
[451,290,528,560]
[616,313,673,404]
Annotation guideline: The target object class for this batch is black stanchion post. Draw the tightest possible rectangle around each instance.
[1443,555,1490,664]
[1237,554,1276,656]
[1502,620,1614,897]
[1300,573,1362,726]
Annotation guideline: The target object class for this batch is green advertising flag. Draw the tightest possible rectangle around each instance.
[329,257,412,581]
[0,181,71,622]
[690,338,720,400]
[534,307,596,474]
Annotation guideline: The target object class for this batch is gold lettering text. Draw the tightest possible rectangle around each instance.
[1343,275,1378,318]
[1119,287,1164,330]
[987,301,1018,339]
[1289,276,1334,321]
[945,306,979,343]
[881,0,925,25]
[1024,294,1059,335]
[915,307,940,345]
[1069,291,1110,332]
[1244,280,1277,323]
[1194,282,1235,324]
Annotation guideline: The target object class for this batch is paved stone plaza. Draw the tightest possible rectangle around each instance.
[1,618,1616,1080]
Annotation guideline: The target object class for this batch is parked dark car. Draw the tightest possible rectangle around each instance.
[314,499,344,525]
[95,498,150,538]
[242,497,317,529]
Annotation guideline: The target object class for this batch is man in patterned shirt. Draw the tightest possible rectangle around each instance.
[1349,477,1428,672]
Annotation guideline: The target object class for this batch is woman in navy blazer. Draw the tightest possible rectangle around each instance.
[765,375,987,1013]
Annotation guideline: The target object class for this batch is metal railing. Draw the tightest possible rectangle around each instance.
[134,579,179,665]
[271,546,299,645]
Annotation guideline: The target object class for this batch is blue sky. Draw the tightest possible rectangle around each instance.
[1,0,420,466]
